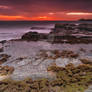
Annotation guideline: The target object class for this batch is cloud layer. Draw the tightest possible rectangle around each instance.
[0,0,92,20]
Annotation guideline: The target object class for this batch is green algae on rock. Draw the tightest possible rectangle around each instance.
[0,63,92,92]
[0,54,11,64]
[47,63,92,92]
[0,66,14,76]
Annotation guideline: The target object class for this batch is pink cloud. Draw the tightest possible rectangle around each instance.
[67,12,92,16]
[0,5,10,9]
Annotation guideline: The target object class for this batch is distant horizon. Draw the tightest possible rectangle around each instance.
[0,18,92,22]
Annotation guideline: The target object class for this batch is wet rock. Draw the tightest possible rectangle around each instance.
[0,65,14,76]
[80,59,92,65]
[46,51,55,58]
[61,50,79,58]
[21,31,48,41]
[0,63,92,92]
[48,23,92,44]
[80,48,86,52]
[0,54,10,64]
[0,47,3,52]
[41,59,55,68]
[22,31,40,41]
[55,58,67,67]
[0,40,6,44]
[32,58,43,65]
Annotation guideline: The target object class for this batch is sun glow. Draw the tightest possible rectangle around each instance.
[67,12,92,16]
[0,15,24,20]
[31,16,54,20]
[39,16,48,19]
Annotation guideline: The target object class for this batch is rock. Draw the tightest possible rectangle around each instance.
[48,23,92,44]
[55,58,69,67]
[80,48,86,52]
[0,54,10,64]
[41,59,55,69]
[32,58,43,66]
[21,32,39,41]
[61,50,79,58]
[0,65,14,76]
[0,47,3,52]
[45,51,55,58]
[80,59,92,65]
[21,31,48,41]
[0,40,6,44]
[55,57,81,67]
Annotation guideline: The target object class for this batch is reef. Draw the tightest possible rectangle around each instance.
[0,61,92,92]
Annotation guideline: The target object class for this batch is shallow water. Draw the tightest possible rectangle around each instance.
[1,41,92,80]
[3,41,92,59]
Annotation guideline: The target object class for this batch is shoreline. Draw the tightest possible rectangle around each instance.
[0,22,92,92]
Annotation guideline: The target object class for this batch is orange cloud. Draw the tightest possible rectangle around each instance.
[67,12,92,16]
[0,15,25,20]
[31,16,54,20]
[0,12,91,21]
[0,15,55,21]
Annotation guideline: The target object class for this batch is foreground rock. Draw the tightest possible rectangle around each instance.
[0,49,92,91]
[0,63,92,92]
[0,54,10,64]
[0,65,14,76]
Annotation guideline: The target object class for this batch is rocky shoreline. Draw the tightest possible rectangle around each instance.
[0,49,92,92]
[0,23,92,91]
[21,23,92,44]
[0,41,92,91]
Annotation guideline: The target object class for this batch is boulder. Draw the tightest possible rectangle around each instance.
[21,31,48,41]
[22,32,39,41]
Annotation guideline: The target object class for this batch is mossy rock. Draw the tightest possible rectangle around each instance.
[80,59,92,65]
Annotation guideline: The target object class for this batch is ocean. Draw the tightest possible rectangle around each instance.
[0,21,92,41]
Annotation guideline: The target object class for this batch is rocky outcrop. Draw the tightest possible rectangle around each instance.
[21,31,48,41]
[48,23,92,43]
[21,23,92,43]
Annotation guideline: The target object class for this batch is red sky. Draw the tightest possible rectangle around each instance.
[0,0,92,21]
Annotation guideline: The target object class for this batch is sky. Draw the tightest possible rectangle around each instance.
[0,0,92,21]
